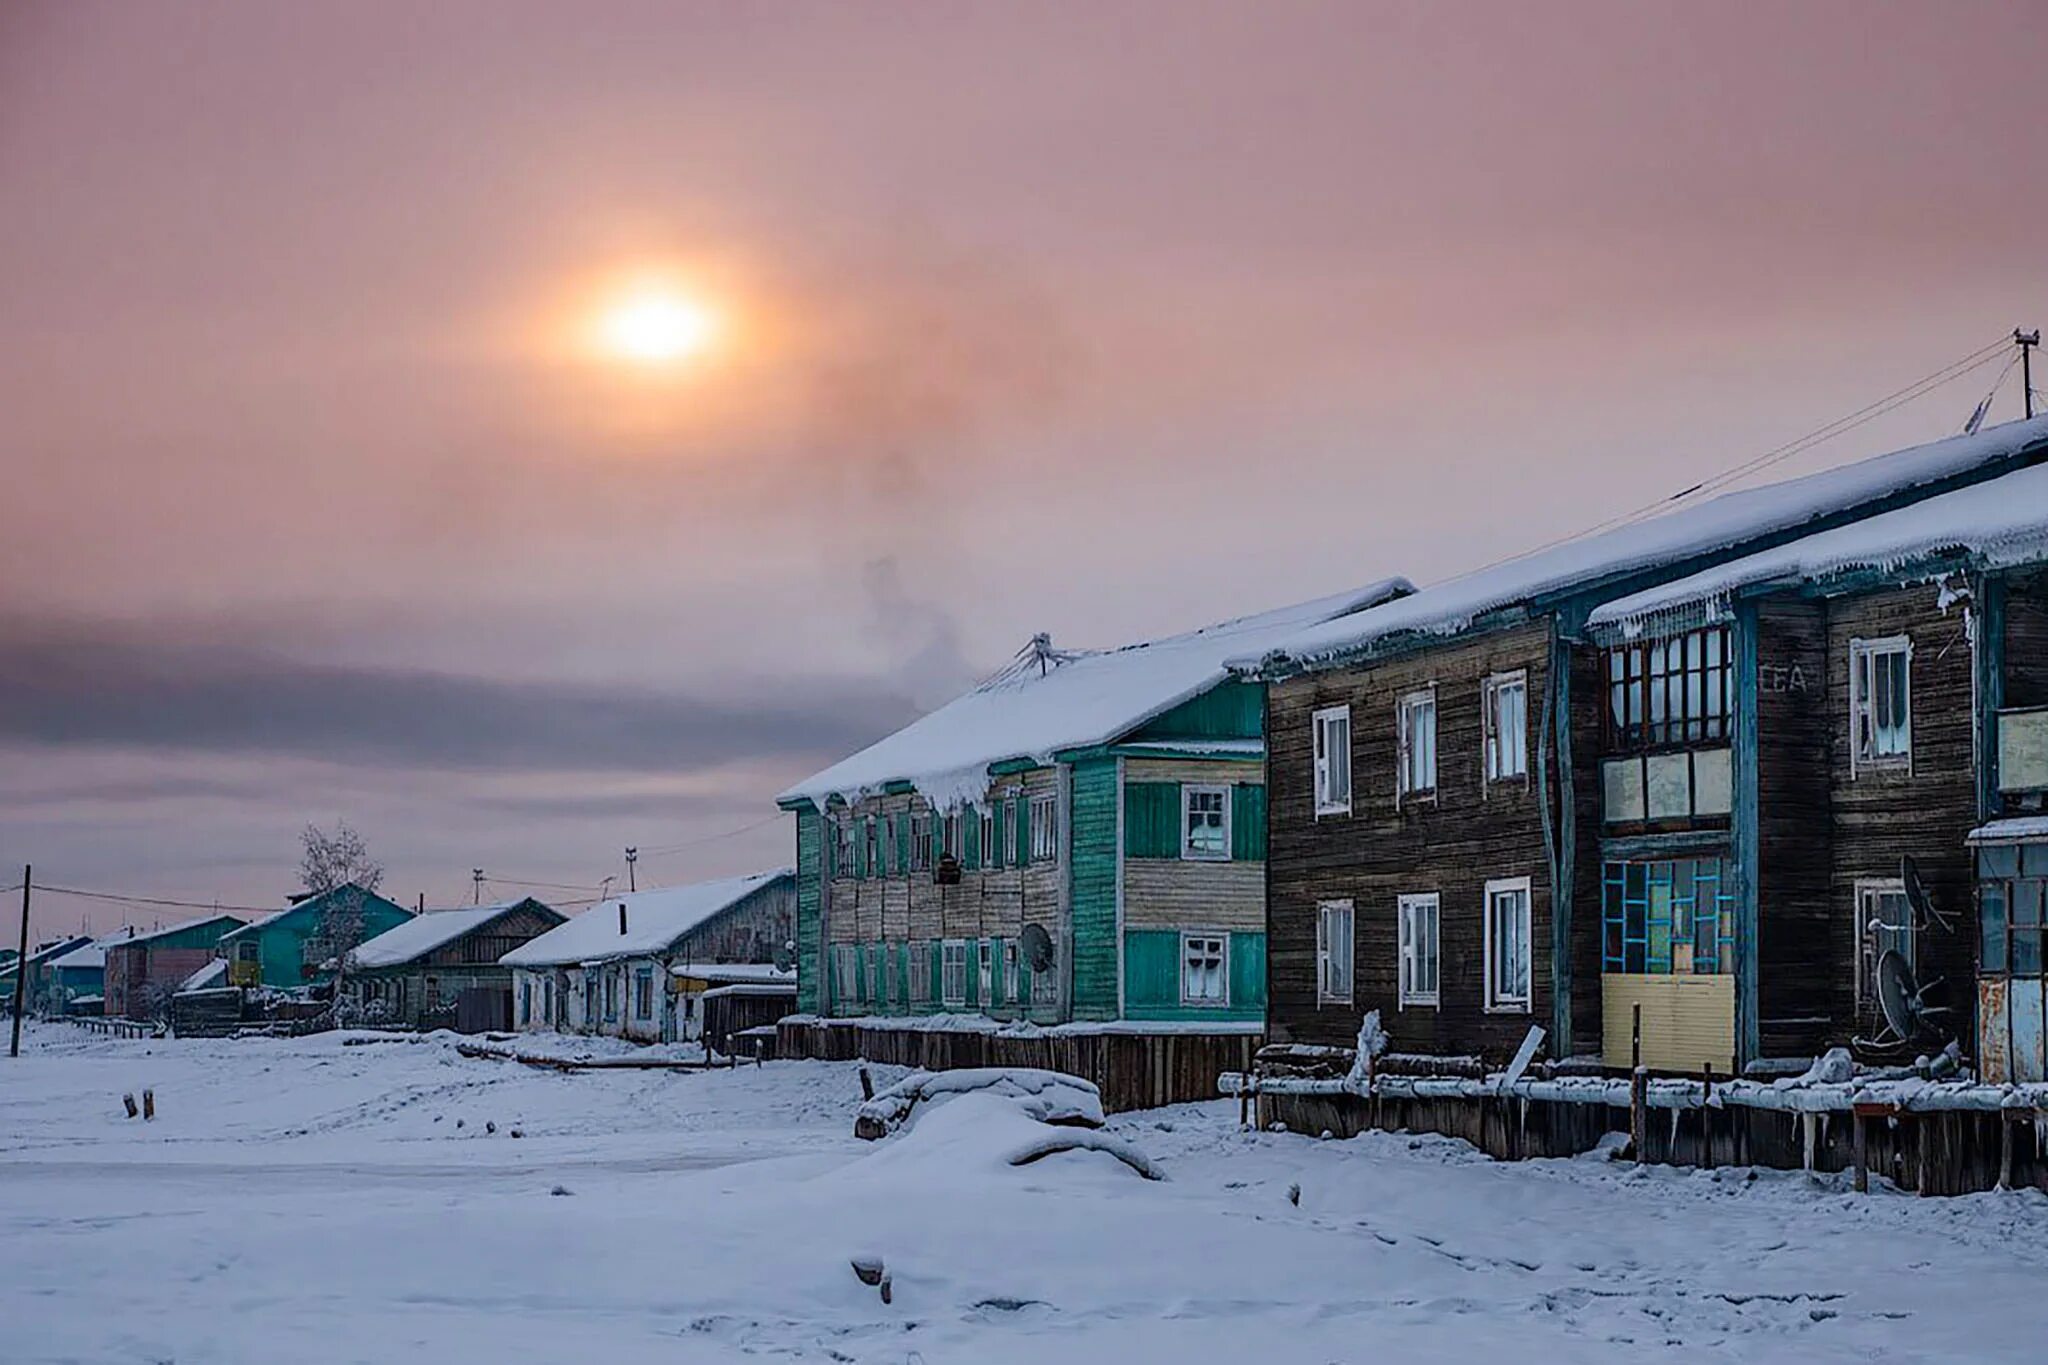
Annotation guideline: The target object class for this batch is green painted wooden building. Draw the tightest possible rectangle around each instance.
[776,581,1412,1029]
[217,883,414,990]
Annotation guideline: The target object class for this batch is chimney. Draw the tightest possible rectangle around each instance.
[618,902,628,936]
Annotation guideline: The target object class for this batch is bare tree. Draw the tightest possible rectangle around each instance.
[299,821,384,896]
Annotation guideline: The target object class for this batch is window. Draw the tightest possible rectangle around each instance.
[1181,785,1231,860]
[1850,636,1912,773]
[881,944,897,1007]
[634,966,654,1021]
[864,817,881,878]
[1004,940,1020,1002]
[235,939,259,964]
[1030,794,1058,862]
[1397,893,1440,1007]
[602,969,619,1021]
[980,807,998,870]
[910,813,934,872]
[1484,671,1529,783]
[1855,880,1913,1009]
[1181,933,1228,1006]
[833,944,860,1010]
[1979,841,2048,979]
[1312,705,1352,816]
[909,941,930,1004]
[1601,857,1736,975]
[1484,878,1533,1012]
[941,940,968,1006]
[883,815,899,876]
[1604,627,1732,752]
[1397,689,1437,801]
[941,812,962,862]
[542,975,552,1024]
[978,940,994,1003]
[1316,899,1354,1004]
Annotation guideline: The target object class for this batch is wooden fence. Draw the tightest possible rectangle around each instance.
[776,1019,1259,1114]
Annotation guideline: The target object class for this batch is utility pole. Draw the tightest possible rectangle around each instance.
[10,867,30,1058]
[2019,328,2040,420]
[625,847,638,893]
[472,868,484,905]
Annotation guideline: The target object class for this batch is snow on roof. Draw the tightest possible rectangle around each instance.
[1587,460,2048,634]
[500,870,792,968]
[46,940,107,971]
[0,935,91,979]
[1969,816,2048,845]
[104,915,243,950]
[349,900,561,970]
[668,962,795,986]
[1240,415,2048,676]
[780,578,1413,811]
[176,958,228,993]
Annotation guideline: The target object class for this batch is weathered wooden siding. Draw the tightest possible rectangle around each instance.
[1069,757,1120,1019]
[1755,598,1840,1054]
[1267,619,1567,1058]
[795,806,823,1013]
[1827,582,1979,1048]
[1121,859,1265,930]
[2005,568,2048,710]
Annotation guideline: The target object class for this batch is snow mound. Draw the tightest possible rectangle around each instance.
[853,1090,1163,1181]
[855,1067,1105,1139]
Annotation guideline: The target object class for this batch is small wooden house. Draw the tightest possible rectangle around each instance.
[501,871,794,1043]
[216,884,413,991]
[342,897,566,1031]
[1244,414,2048,1075]
[38,938,107,1016]
[0,936,92,1016]
[775,581,1413,1038]
[669,962,797,1051]
[104,916,245,1021]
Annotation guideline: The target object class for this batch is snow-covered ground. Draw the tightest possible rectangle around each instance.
[5,1023,2047,1363]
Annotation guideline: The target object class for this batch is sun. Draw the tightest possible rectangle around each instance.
[596,287,718,365]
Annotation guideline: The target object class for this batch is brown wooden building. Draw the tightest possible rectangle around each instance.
[1244,415,2048,1074]
[342,897,566,1031]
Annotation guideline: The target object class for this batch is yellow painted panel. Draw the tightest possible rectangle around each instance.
[1602,973,1734,1074]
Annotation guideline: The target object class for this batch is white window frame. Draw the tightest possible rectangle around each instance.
[1179,932,1229,1007]
[1854,878,1914,1007]
[941,940,968,1007]
[1397,687,1438,803]
[1312,705,1353,817]
[909,813,933,872]
[1315,898,1354,1005]
[1483,876,1534,1014]
[1483,670,1529,785]
[1849,635,1913,776]
[1004,940,1021,1002]
[909,941,930,1005]
[941,812,962,862]
[978,939,995,1003]
[979,808,997,868]
[1397,892,1440,1007]
[634,966,655,1021]
[1180,783,1232,861]
[833,944,859,1010]
[834,816,855,878]
[1030,793,1058,862]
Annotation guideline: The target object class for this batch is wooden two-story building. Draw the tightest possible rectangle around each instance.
[775,582,1412,1041]
[1242,414,2048,1075]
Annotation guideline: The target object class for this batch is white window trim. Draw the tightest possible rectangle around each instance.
[979,809,997,868]
[1397,892,1440,1008]
[1004,940,1021,1002]
[909,941,930,1004]
[941,939,968,1007]
[1397,687,1438,805]
[1854,877,1911,1007]
[1313,705,1353,817]
[1315,898,1354,1005]
[1180,783,1233,861]
[1483,875,1534,1014]
[1483,670,1530,786]
[1030,793,1058,862]
[1179,931,1230,1007]
[1848,635,1913,777]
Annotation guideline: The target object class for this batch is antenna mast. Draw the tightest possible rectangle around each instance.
[2018,328,2040,420]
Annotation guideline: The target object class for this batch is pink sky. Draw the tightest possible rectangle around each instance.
[2,1,2044,936]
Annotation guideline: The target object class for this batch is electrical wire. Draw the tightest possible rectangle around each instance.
[634,811,785,860]
[23,883,277,914]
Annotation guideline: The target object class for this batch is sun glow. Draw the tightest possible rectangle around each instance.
[596,285,719,365]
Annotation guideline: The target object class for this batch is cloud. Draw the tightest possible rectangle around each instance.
[0,613,918,776]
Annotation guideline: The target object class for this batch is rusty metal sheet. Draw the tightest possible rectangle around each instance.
[1980,978,2011,1085]
[2014,978,2048,1086]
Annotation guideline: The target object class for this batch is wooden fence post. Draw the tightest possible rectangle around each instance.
[1852,1108,1869,1193]
[1700,1063,1715,1170]
[1630,1066,1648,1164]
[1998,1111,2014,1192]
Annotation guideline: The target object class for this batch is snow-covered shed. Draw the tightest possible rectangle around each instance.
[501,870,795,1043]
[341,897,566,1031]
[775,578,1413,1034]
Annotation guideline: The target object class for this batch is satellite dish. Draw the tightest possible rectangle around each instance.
[1874,949,1951,1045]
[1020,923,1055,973]
[772,940,795,973]
[1901,856,1955,936]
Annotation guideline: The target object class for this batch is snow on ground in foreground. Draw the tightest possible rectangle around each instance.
[5,1024,2047,1363]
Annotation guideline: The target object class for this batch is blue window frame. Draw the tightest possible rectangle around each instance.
[1602,855,1736,975]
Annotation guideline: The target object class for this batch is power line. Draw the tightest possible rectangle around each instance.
[635,811,785,860]
[481,874,613,894]
[24,883,274,914]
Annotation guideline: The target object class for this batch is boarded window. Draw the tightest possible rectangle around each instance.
[1397,689,1437,801]
[1483,671,1529,782]
[1123,782,1183,858]
[1181,934,1228,1006]
[1312,705,1352,815]
[1316,899,1354,1005]
[1850,636,1912,772]
[1398,893,1439,1007]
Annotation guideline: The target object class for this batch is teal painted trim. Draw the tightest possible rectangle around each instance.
[1730,600,1762,1066]
[1549,613,1577,1057]
[1231,783,1267,861]
[795,807,822,1013]
[1125,679,1265,743]
[1977,572,2007,822]
[989,757,1043,777]
[1068,757,1120,1019]
[1119,929,1265,1021]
